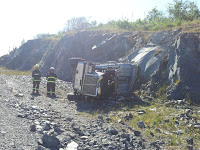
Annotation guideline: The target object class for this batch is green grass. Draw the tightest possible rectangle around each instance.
[78,108,105,118]
[156,84,168,99]
[0,67,31,75]
[181,20,200,33]
[128,103,200,149]
[89,19,200,33]
[44,33,65,42]
[100,98,200,149]
[88,26,130,33]
[128,105,175,129]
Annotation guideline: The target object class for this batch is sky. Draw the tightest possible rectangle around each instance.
[0,0,199,56]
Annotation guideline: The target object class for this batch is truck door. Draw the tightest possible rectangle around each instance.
[74,62,84,92]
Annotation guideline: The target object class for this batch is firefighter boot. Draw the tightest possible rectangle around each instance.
[52,93,56,98]
[36,90,40,95]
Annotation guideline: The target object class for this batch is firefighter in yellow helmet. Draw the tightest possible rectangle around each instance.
[32,64,41,95]
[46,67,57,97]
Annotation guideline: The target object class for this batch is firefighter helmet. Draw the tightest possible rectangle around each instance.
[50,67,55,70]
[35,64,39,69]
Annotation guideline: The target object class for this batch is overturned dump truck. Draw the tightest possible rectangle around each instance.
[69,58,138,98]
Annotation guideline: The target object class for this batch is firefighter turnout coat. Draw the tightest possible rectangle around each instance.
[46,72,57,95]
[32,69,41,92]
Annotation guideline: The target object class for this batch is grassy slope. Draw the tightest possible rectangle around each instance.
[80,98,200,149]
[112,101,200,149]
[88,19,200,33]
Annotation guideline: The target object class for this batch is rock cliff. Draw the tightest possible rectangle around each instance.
[1,29,200,103]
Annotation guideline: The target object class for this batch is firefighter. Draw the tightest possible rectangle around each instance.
[32,64,41,95]
[46,67,57,97]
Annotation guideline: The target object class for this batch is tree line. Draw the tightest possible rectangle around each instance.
[62,0,200,32]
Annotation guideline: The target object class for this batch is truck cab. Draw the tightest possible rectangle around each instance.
[69,58,138,98]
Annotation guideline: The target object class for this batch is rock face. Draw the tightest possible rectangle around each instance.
[166,33,200,103]
[1,30,200,103]
[0,31,138,81]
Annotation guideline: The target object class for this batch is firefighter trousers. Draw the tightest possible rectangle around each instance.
[33,81,40,93]
[47,83,55,95]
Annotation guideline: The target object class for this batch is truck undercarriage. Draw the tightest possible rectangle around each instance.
[69,58,138,99]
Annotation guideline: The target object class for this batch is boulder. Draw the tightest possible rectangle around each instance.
[30,125,36,132]
[97,115,104,121]
[137,121,145,128]
[42,134,60,149]
[107,127,118,135]
[134,131,141,136]
[186,137,193,145]
[120,133,130,141]
[65,141,78,150]
[43,122,51,131]
[36,145,49,150]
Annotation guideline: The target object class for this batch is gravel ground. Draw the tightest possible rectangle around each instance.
[0,76,38,150]
[0,74,155,150]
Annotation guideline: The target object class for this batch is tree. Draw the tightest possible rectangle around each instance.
[34,33,50,39]
[187,1,200,20]
[167,0,200,22]
[146,7,164,22]
[64,17,97,31]
[168,0,187,21]
[21,39,26,45]
[116,19,132,29]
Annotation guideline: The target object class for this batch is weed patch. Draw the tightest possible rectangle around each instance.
[0,68,31,75]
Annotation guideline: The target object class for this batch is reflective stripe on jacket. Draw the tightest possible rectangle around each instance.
[46,72,57,83]
[32,69,41,82]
